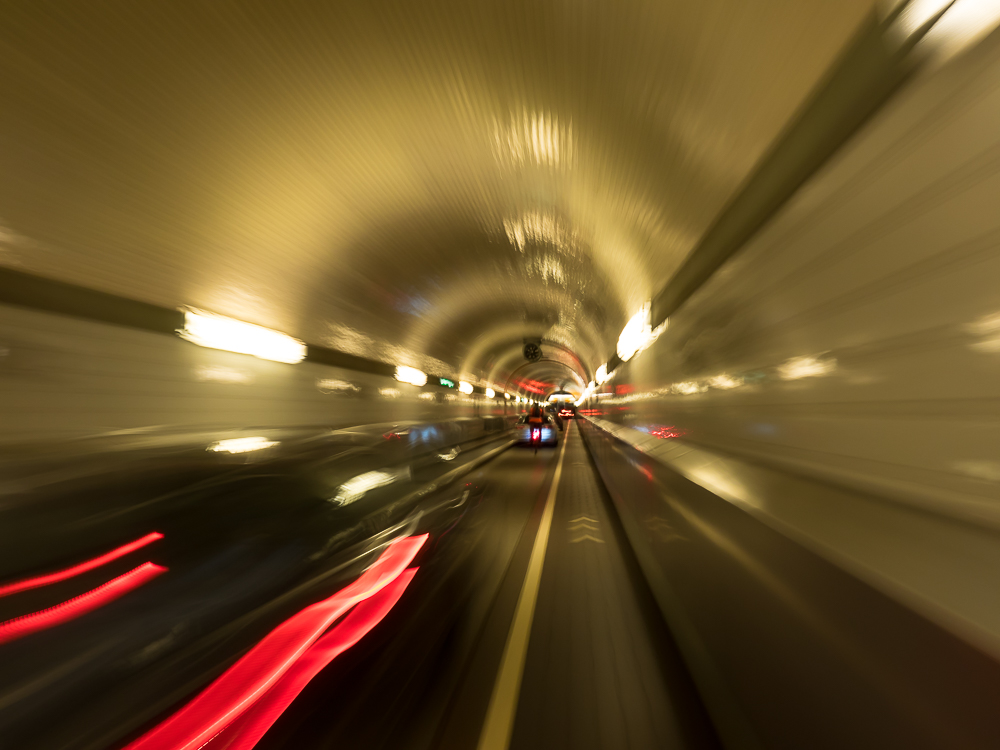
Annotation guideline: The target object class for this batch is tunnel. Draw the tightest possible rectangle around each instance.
[3,1,1000,748]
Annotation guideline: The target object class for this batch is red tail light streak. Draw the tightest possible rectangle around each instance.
[0,562,167,645]
[126,534,428,750]
[206,568,418,750]
[0,531,164,598]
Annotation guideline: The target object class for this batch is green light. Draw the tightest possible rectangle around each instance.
[439,378,455,388]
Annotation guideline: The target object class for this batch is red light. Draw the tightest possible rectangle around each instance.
[0,531,164,599]
[205,568,418,749]
[649,425,686,440]
[514,378,548,395]
[0,562,167,645]
[125,534,428,750]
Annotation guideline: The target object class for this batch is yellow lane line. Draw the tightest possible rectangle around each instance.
[476,423,570,750]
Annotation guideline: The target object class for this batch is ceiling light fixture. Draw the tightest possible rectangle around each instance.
[394,366,428,386]
[178,308,306,364]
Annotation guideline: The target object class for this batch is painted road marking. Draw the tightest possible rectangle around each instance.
[569,515,603,543]
[476,421,570,750]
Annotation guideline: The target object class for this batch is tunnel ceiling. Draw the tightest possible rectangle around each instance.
[0,0,877,394]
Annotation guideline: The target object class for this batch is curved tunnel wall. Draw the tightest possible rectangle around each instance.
[589,25,1000,529]
[576,27,1000,750]
[0,303,512,445]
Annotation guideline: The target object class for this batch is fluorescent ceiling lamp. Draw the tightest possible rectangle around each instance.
[394,366,428,386]
[179,308,306,364]
[617,304,651,362]
[208,436,278,454]
[887,0,1000,63]
[485,387,496,398]
[458,381,474,395]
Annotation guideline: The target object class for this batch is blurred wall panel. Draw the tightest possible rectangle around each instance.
[577,25,1000,750]
[594,26,1000,525]
[0,304,501,444]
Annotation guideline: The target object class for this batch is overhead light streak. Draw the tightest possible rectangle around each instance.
[575,380,598,406]
[708,374,742,390]
[208,437,278,454]
[777,356,837,380]
[672,381,705,395]
[617,303,666,363]
[394,366,427,387]
[178,308,306,364]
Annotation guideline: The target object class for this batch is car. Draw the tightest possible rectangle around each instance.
[515,414,559,448]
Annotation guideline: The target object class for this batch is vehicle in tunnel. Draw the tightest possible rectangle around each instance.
[0,417,512,749]
[514,413,558,448]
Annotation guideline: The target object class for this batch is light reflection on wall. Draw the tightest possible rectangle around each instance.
[316,378,361,394]
[777,355,837,380]
[492,110,574,170]
[967,311,1000,352]
[196,366,254,385]
[503,211,581,254]
[708,374,743,390]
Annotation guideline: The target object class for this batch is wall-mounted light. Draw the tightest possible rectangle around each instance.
[178,308,306,364]
[595,363,609,384]
[208,436,279,454]
[395,366,428,386]
[617,304,650,362]
[458,381,474,395]
[485,387,496,398]
[504,392,511,400]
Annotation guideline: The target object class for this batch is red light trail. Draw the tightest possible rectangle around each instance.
[0,562,167,645]
[0,531,164,599]
[125,534,428,750]
[205,568,418,749]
